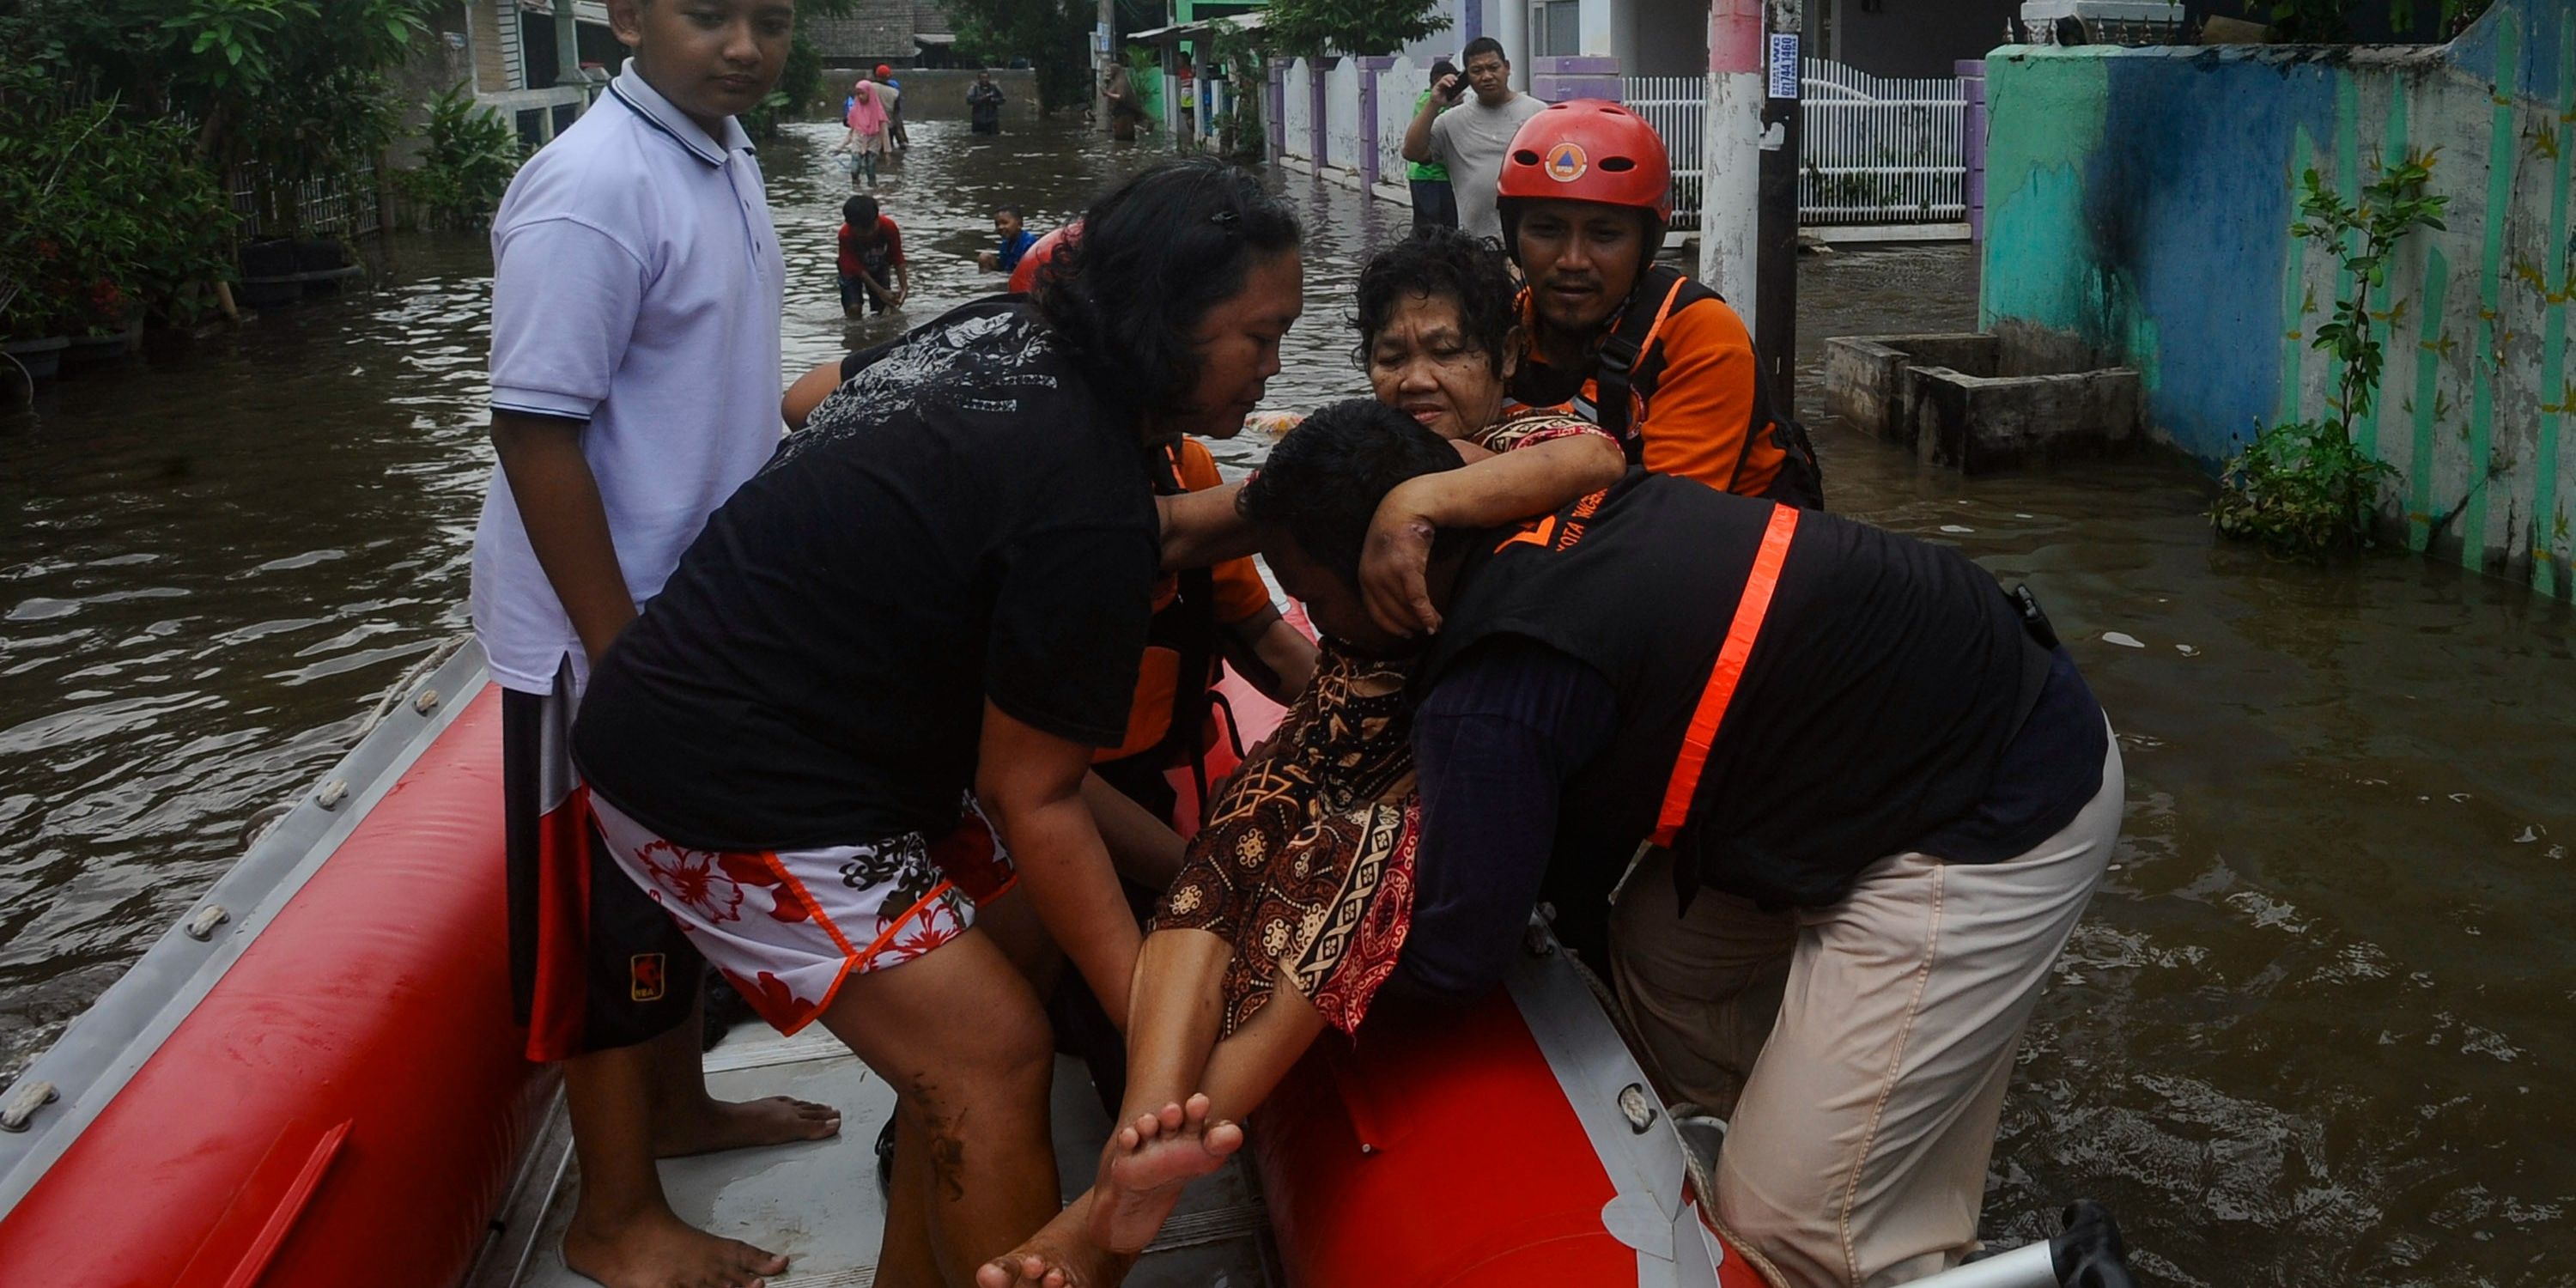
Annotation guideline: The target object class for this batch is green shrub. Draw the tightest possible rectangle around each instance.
[2212,150,2445,559]
[0,67,238,337]
[396,84,523,232]
[2213,419,2397,559]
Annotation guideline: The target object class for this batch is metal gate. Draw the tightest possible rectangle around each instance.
[1797,59,1966,226]
[1622,60,1967,233]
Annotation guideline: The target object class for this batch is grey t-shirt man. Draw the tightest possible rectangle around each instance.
[1427,93,1546,240]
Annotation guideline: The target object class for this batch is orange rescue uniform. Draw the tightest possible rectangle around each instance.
[1097,437,1273,764]
[1510,276,1788,499]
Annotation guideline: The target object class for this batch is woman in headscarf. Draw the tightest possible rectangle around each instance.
[838,79,890,186]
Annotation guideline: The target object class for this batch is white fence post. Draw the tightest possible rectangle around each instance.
[1324,58,1364,175]
[1376,56,1425,201]
[1280,58,1315,166]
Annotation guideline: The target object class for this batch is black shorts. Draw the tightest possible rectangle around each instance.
[503,667,701,1060]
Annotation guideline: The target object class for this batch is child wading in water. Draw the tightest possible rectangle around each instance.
[838,79,890,185]
[978,204,1039,275]
[836,195,907,317]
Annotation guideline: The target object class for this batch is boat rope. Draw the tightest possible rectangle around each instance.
[357,632,471,738]
[239,633,472,853]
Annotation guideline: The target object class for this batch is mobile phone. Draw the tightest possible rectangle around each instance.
[1443,75,1467,101]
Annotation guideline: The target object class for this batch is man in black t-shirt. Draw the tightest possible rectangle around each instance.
[1238,400,2126,1287]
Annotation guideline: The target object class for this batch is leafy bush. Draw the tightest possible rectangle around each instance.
[396,84,522,231]
[2211,151,2445,559]
[1260,0,1449,57]
[2213,419,2397,558]
[0,66,238,337]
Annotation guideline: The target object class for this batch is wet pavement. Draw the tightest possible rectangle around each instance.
[3,116,2572,1286]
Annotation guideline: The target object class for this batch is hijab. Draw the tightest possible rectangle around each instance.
[846,81,889,135]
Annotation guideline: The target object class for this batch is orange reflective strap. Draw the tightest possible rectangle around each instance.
[1649,502,1801,848]
[1630,274,1691,364]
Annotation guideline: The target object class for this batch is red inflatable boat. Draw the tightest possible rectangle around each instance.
[0,640,2102,1288]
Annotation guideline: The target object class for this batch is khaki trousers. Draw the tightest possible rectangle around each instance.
[1609,736,2124,1288]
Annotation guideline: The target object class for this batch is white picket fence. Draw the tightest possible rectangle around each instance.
[1619,76,1706,231]
[1798,59,1966,224]
[1275,58,1965,233]
[1623,62,1965,230]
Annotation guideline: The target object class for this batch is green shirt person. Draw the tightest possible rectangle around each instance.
[1406,60,1460,229]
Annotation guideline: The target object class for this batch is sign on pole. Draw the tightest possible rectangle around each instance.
[1767,33,1800,100]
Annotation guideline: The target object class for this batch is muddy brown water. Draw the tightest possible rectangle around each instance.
[3,118,2570,1286]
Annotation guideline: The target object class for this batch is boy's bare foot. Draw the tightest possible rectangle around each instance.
[976,1203,1127,1288]
[653,1095,841,1158]
[563,1204,787,1288]
[1086,1094,1243,1254]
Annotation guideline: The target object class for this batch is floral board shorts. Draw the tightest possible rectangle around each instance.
[590,793,1016,1036]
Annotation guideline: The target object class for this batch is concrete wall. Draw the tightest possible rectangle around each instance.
[809,0,924,67]
[1978,1,2576,596]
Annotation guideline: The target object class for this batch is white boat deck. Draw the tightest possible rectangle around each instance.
[472,1025,1283,1288]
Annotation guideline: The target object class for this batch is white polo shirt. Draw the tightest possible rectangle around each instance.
[470,61,786,694]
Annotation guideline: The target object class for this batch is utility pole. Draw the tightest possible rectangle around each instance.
[1698,0,1801,389]
[1753,0,1801,393]
[1097,0,1117,130]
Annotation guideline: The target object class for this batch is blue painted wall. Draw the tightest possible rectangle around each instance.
[1981,2,2576,595]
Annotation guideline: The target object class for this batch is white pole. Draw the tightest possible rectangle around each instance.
[1899,1242,2059,1288]
[1698,0,1765,332]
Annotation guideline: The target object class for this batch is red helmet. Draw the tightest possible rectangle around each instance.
[1009,223,1078,294]
[875,64,893,79]
[1497,99,1673,224]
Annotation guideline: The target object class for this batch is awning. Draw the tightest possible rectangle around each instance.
[914,32,956,45]
[1126,10,1265,43]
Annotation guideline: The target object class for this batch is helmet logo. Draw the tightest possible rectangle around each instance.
[1543,142,1589,183]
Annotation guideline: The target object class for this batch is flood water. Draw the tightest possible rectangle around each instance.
[4,117,2572,1287]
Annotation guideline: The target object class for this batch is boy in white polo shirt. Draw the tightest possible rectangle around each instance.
[471,2,832,1285]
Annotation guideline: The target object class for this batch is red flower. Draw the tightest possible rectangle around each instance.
[639,841,746,923]
[722,969,815,1031]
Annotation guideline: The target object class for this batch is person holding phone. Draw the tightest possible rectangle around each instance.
[1400,38,1541,242]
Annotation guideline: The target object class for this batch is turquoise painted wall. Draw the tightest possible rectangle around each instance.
[1979,2,2576,597]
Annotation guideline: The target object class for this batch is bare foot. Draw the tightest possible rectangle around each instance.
[563,1204,787,1288]
[1085,1094,1243,1254]
[976,1201,1121,1288]
[653,1095,841,1158]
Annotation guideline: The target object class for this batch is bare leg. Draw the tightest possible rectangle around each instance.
[560,1041,789,1288]
[650,985,843,1157]
[819,925,1060,1286]
[871,1103,940,1288]
[982,947,1330,1287]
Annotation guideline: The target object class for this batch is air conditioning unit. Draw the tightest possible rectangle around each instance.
[2017,0,2188,46]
